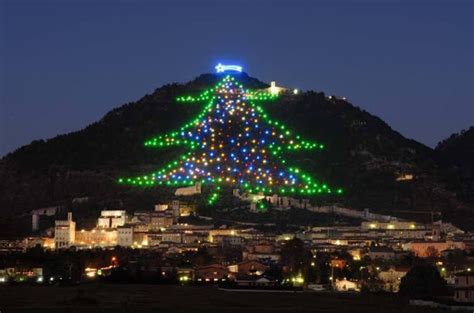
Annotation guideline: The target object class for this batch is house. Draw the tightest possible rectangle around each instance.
[213,235,244,247]
[234,275,277,287]
[378,267,410,292]
[177,266,194,282]
[243,250,280,262]
[195,264,228,282]
[335,278,359,291]
[242,240,280,262]
[403,241,466,258]
[367,246,396,260]
[454,271,474,303]
[235,260,268,276]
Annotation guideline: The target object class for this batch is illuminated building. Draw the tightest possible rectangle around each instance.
[117,226,134,247]
[361,221,419,231]
[54,212,75,249]
[367,246,396,260]
[378,267,409,292]
[208,229,239,243]
[75,228,117,247]
[97,210,127,228]
[403,240,466,258]
[175,182,201,196]
[268,81,285,96]
[195,264,228,282]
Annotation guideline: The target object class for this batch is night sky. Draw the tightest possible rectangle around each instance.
[1,1,473,156]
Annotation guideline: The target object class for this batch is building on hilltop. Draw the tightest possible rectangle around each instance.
[175,182,201,196]
[97,210,127,228]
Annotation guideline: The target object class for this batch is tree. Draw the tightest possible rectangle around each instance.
[280,238,314,286]
[119,75,342,203]
[399,263,448,299]
[425,246,439,259]
[281,238,306,272]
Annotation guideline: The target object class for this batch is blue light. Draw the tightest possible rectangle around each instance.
[215,63,243,73]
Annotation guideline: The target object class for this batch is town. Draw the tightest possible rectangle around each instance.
[1,190,473,308]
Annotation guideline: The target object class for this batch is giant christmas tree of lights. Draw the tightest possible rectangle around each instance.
[119,67,342,204]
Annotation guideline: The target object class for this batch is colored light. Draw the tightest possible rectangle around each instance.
[215,63,243,73]
[118,74,342,203]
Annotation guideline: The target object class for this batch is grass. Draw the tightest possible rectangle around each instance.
[0,283,447,313]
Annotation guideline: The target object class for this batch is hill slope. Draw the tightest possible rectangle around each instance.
[436,127,474,203]
[0,72,472,231]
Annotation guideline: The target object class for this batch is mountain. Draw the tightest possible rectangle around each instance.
[435,127,474,204]
[0,72,473,234]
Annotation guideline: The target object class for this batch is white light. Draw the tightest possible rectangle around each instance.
[215,63,242,73]
[293,89,298,95]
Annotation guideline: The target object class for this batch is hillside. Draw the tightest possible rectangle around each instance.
[435,127,474,203]
[0,72,472,232]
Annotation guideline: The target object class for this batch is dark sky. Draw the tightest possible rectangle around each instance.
[1,1,473,156]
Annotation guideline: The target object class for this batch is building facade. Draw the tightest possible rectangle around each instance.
[454,271,474,303]
[54,212,75,249]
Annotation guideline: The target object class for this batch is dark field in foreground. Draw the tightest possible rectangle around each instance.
[0,283,448,313]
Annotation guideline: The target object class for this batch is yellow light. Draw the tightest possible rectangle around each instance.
[86,272,96,278]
